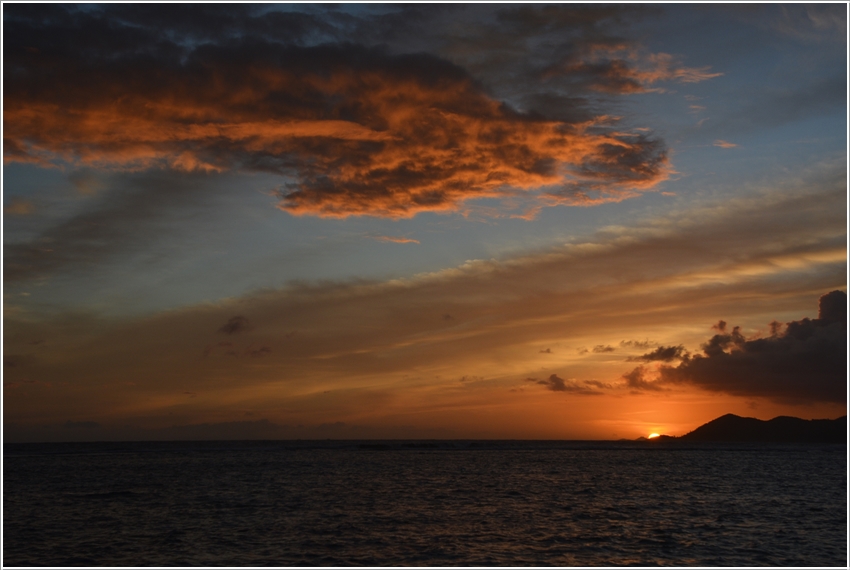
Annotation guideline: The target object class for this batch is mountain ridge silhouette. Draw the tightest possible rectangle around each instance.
[675,413,847,443]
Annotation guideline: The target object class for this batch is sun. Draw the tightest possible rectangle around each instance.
[648,433,660,439]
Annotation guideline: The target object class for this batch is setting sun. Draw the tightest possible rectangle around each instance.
[648,433,661,439]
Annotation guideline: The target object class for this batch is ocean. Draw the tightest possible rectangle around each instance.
[3,440,846,566]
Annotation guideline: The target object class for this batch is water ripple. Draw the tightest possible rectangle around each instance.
[4,441,846,566]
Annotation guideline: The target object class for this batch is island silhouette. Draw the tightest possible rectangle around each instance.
[640,414,846,443]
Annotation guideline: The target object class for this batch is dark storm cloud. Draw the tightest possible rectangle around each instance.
[218,316,250,335]
[660,291,847,403]
[627,345,687,362]
[4,4,685,220]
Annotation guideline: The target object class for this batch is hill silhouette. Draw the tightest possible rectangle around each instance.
[678,413,846,443]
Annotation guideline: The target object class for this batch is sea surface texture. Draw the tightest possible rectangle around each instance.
[4,441,846,566]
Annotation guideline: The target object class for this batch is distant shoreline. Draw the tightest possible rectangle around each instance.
[636,413,846,444]
[4,413,847,446]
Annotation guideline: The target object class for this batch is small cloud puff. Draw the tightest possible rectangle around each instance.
[218,316,250,335]
[245,346,272,358]
[622,365,666,392]
[627,345,687,362]
[527,374,605,395]
[620,339,656,349]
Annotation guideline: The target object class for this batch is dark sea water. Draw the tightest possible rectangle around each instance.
[3,440,846,566]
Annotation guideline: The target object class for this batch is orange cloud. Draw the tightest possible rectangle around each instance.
[5,44,670,218]
[714,140,738,148]
[640,53,723,84]
[544,49,722,94]
[372,236,420,244]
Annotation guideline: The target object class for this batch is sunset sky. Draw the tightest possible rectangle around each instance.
[3,4,847,442]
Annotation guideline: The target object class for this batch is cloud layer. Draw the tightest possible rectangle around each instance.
[5,183,845,437]
[0,4,711,218]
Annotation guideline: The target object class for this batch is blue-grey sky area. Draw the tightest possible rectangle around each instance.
[3,4,846,441]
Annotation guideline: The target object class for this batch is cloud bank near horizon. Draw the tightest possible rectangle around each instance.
[620,287,846,404]
[660,291,845,403]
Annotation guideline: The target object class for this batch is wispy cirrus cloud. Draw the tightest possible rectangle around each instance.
[542,48,722,94]
[371,236,420,244]
[4,180,844,434]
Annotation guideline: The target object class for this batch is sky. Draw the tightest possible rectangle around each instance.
[3,3,847,442]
